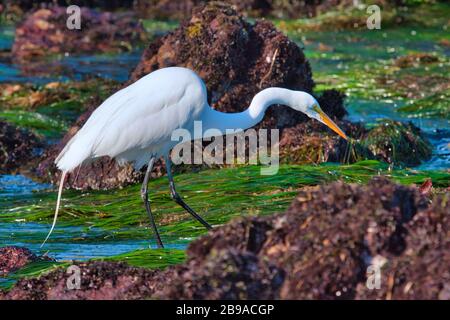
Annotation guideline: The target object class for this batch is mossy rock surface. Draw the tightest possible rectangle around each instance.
[362,120,432,167]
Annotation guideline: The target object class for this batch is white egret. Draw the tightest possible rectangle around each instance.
[42,67,347,248]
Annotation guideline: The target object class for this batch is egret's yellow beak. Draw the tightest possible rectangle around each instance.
[316,108,348,140]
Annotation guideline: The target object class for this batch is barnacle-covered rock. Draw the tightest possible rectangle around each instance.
[0,121,41,174]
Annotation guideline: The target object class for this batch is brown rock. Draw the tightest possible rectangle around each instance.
[0,121,41,174]
[0,246,38,276]
[394,53,439,69]
[2,261,162,300]
[12,6,146,61]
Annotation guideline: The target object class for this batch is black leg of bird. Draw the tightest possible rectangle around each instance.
[141,157,164,248]
[165,156,212,230]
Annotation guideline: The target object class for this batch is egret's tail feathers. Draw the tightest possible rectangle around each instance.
[55,135,92,172]
[41,171,67,248]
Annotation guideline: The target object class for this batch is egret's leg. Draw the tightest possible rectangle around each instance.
[165,156,212,230]
[141,157,164,248]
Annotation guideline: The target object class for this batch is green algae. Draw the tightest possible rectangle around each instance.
[1,161,448,247]
[0,260,65,290]
[99,248,186,269]
[273,2,450,33]
[399,88,450,119]
[0,109,67,138]
[142,19,178,36]
[362,120,432,167]
[0,79,117,138]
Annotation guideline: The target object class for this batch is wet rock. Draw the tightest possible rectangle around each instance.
[0,121,41,174]
[3,178,448,300]
[356,193,450,299]
[362,120,432,167]
[278,118,370,165]
[317,89,347,120]
[394,53,439,69]
[0,246,38,276]
[12,6,146,61]
[186,178,432,300]
[2,261,161,300]
[129,2,315,128]
[160,248,284,299]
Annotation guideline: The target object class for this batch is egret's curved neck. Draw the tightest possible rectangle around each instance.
[202,88,296,136]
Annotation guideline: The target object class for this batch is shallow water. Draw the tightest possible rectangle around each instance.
[0,27,141,84]
[0,175,186,260]
[298,27,450,170]
[0,223,185,261]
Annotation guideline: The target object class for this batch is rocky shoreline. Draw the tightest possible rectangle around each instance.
[1,178,448,300]
[0,1,448,301]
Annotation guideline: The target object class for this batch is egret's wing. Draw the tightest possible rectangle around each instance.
[56,68,206,172]
[91,82,194,158]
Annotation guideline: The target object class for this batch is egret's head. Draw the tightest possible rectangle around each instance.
[295,92,348,140]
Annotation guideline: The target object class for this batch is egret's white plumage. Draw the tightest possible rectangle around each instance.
[56,67,207,171]
[43,66,347,248]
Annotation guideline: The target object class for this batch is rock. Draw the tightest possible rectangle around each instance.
[362,120,432,167]
[3,178,448,300]
[12,6,146,61]
[160,248,284,300]
[0,246,38,276]
[132,0,356,20]
[129,2,315,129]
[355,193,450,299]
[2,261,162,300]
[183,177,432,300]
[0,121,41,174]
[394,53,439,69]
[279,120,365,164]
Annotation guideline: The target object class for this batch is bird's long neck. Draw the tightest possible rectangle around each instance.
[201,88,295,136]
